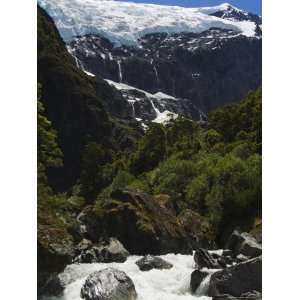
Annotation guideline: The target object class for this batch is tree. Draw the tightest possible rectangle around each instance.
[130,124,166,175]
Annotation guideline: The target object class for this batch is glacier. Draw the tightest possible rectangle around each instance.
[38,0,257,46]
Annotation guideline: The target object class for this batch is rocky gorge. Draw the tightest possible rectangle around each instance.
[37,1,262,299]
[39,229,261,300]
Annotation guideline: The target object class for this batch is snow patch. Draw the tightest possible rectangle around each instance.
[38,0,257,46]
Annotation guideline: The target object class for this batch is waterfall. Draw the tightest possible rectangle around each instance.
[195,273,212,296]
[150,58,159,87]
[66,46,93,75]
[128,101,135,117]
[150,99,160,117]
[117,60,123,82]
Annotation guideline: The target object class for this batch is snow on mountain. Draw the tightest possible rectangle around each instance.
[198,3,243,15]
[38,0,257,46]
[104,79,204,125]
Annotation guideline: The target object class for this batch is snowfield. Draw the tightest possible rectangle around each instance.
[38,0,257,46]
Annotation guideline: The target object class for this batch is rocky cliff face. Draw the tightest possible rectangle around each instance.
[39,0,262,114]
[68,29,261,113]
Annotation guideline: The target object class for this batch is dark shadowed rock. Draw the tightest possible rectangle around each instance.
[37,224,75,296]
[74,238,129,263]
[241,291,262,299]
[80,268,137,300]
[39,273,65,296]
[208,256,262,297]
[212,291,262,300]
[222,250,233,257]
[69,30,261,114]
[93,189,204,255]
[217,257,228,268]
[178,209,215,249]
[135,255,173,271]
[226,230,262,258]
[212,295,236,300]
[194,249,220,269]
[190,270,209,294]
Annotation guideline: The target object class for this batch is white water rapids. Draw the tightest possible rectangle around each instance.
[41,253,217,300]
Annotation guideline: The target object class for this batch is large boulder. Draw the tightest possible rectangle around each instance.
[212,291,262,300]
[74,238,129,263]
[76,206,100,241]
[226,230,262,258]
[190,270,209,294]
[80,268,137,300]
[135,255,173,271]
[78,190,215,255]
[208,256,262,297]
[92,189,207,254]
[194,248,221,269]
[37,224,75,296]
[177,209,215,249]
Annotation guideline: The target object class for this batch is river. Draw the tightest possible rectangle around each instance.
[41,253,218,300]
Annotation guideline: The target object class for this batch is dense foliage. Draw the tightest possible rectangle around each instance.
[91,89,262,240]
[37,5,261,258]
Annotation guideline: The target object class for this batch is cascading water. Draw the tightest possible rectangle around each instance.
[150,59,159,87]
[128,100,136,117]
[40,254,213,300]
[117,60,123,82]
[150,99,160,117]
[195,270,217,297]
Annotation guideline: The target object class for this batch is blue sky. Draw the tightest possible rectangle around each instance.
[118,1,262,15]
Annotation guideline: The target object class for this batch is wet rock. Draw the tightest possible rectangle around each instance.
[208,256,262,297]
[212,291,262,300]
[226,230,262,258]
[222,249,233,257]
[37,225,75,296]
[194,248,220,269]
[75,238,93,254]
[74,238,129,263]
[39,273,65,296]
[135,255,173,271]
[80,268,137,300]
[236,254,249,263]
[212,295,236,300]
[241,291,262,299]
[217,257,228,268]
[76,206,100,241]
[190,270,209,294]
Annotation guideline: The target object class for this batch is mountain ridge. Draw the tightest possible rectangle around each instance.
[38,0,260,46]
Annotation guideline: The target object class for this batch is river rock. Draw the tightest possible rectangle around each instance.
[236,254,249,263]
[94,189,194,254]
[80,268,137,300]
[226,230,262,258]
[212,291,262,300]
[75,238,93,254]
[208,256,262,297]
[40,273,65,296]
[194,248,220,269]
[241,291,262,299]
[135,255,173,271]
[74,238,129,263]
[37,225,75,296]
[212,295,236,300]
[190,270,209,293]
[76,206,100,241]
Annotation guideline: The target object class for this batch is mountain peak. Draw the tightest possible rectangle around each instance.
[38,0,258,46]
